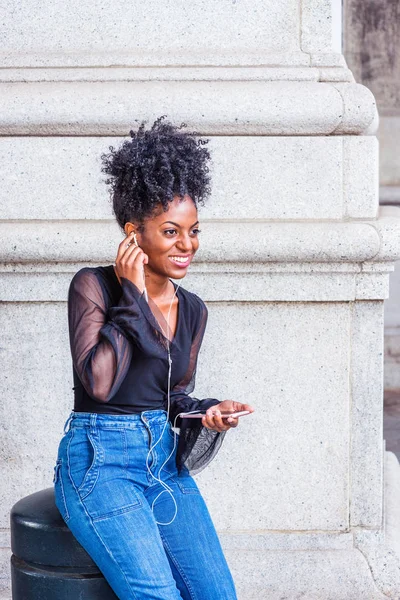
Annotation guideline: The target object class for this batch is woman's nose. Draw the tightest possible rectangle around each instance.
[176,233,194,252]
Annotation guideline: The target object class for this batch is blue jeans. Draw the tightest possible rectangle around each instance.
[53,410,237,600]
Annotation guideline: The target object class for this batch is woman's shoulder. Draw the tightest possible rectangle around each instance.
[177,284,208,326]
[176,282,205,307]
[70,264,116,284]
[68,265,118,301]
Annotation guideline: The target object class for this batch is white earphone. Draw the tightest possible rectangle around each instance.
[133,231,200,525]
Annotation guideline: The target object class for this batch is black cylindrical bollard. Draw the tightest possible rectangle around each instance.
[10,487,118,599]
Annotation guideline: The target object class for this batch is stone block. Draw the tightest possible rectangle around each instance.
[0,136,380,221]
[0,302,72,528]
[301,0,333,53]
[1,0,301,67]
[343,136,378,218]
[196,301,351,531]
[349,301,384,527]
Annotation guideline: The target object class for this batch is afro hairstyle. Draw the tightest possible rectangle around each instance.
[101,115,212,233]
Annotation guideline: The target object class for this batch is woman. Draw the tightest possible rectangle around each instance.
[53,116,254,600]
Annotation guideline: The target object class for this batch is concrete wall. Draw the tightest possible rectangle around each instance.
[1,1,400,598]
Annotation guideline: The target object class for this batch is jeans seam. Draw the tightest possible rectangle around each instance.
[67,476,140,600]
[67,427,100,501]
[91,523,141,600]
[160,428,177,477]
[175,477,201,495]
[159,530,197,600]
[121,428,128,468]
[91,499,143,522]
[66,429,77,490]
[55,460,70,522]
[79,431,104,500]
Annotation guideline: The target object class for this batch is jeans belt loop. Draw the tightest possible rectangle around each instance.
[63,412,74,434]
[89,413,97,434]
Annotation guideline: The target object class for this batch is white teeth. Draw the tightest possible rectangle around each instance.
[170,256,189,263]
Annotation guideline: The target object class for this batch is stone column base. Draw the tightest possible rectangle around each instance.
[221,450,400,599]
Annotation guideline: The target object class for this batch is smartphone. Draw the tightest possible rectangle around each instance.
[179,410,251,419]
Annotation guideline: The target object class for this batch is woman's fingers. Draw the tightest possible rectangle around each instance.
[120,235,149,268]
[202,410,217,430]
[230,402,254,415]
[201,401,255,432]
[210,408,229,432]
[118,234,141,262]
[116,232,145,266]
[116,231,136,260]
[121,244,143,265]
[114,233,149,292]
[202,408,231,432]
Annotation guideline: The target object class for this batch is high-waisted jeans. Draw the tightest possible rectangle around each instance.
[53,409,237,600]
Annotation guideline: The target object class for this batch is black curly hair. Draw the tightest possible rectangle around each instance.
[101,115,212,233]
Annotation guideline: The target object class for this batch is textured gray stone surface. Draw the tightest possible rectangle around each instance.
[0,80,377,136]
[1,0,400,598]
[0,136,379,221]
[1,0,301,66]
[3,217,400,267]
[343,0,400,391]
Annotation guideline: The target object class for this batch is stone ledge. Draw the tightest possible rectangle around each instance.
[0,65,355,83]
[0,269,392,302]
[1,216,400,265]
[0,80,376,136]
[2,213,400,301]
[0,51,347,71]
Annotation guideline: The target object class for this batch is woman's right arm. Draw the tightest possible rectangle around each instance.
[68,268,146,403]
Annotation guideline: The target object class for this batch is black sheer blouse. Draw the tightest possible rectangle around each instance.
[67,265,226,474]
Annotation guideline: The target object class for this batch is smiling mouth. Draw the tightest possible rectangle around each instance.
[168,255,192,267]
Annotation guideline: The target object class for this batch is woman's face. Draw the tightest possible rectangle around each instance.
[127,195,200,280]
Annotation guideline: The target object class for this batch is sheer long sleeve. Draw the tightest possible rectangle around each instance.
[68,268,150,403]
[168,298,228,475]
[69,267,227,471]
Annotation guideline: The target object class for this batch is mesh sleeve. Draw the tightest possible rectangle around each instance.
[168,299,228,476]
[68,269,149,403]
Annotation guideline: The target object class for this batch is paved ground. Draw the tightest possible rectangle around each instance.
[384,390,400,461]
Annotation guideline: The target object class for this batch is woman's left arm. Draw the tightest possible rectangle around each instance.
[168,296,254,474]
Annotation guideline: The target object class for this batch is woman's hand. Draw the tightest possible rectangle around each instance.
[114,231,148,293]
[201,400,255,432]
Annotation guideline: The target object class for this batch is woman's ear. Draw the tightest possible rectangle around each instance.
[124,222,135,237]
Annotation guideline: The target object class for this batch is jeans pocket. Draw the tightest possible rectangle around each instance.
[79,427,143,522]
[53,458,71,522]
[67,428,100,500]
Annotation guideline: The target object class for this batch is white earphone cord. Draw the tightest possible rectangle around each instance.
[143,279,201,526]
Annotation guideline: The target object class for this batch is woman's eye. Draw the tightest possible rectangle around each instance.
[163,228,201,236]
